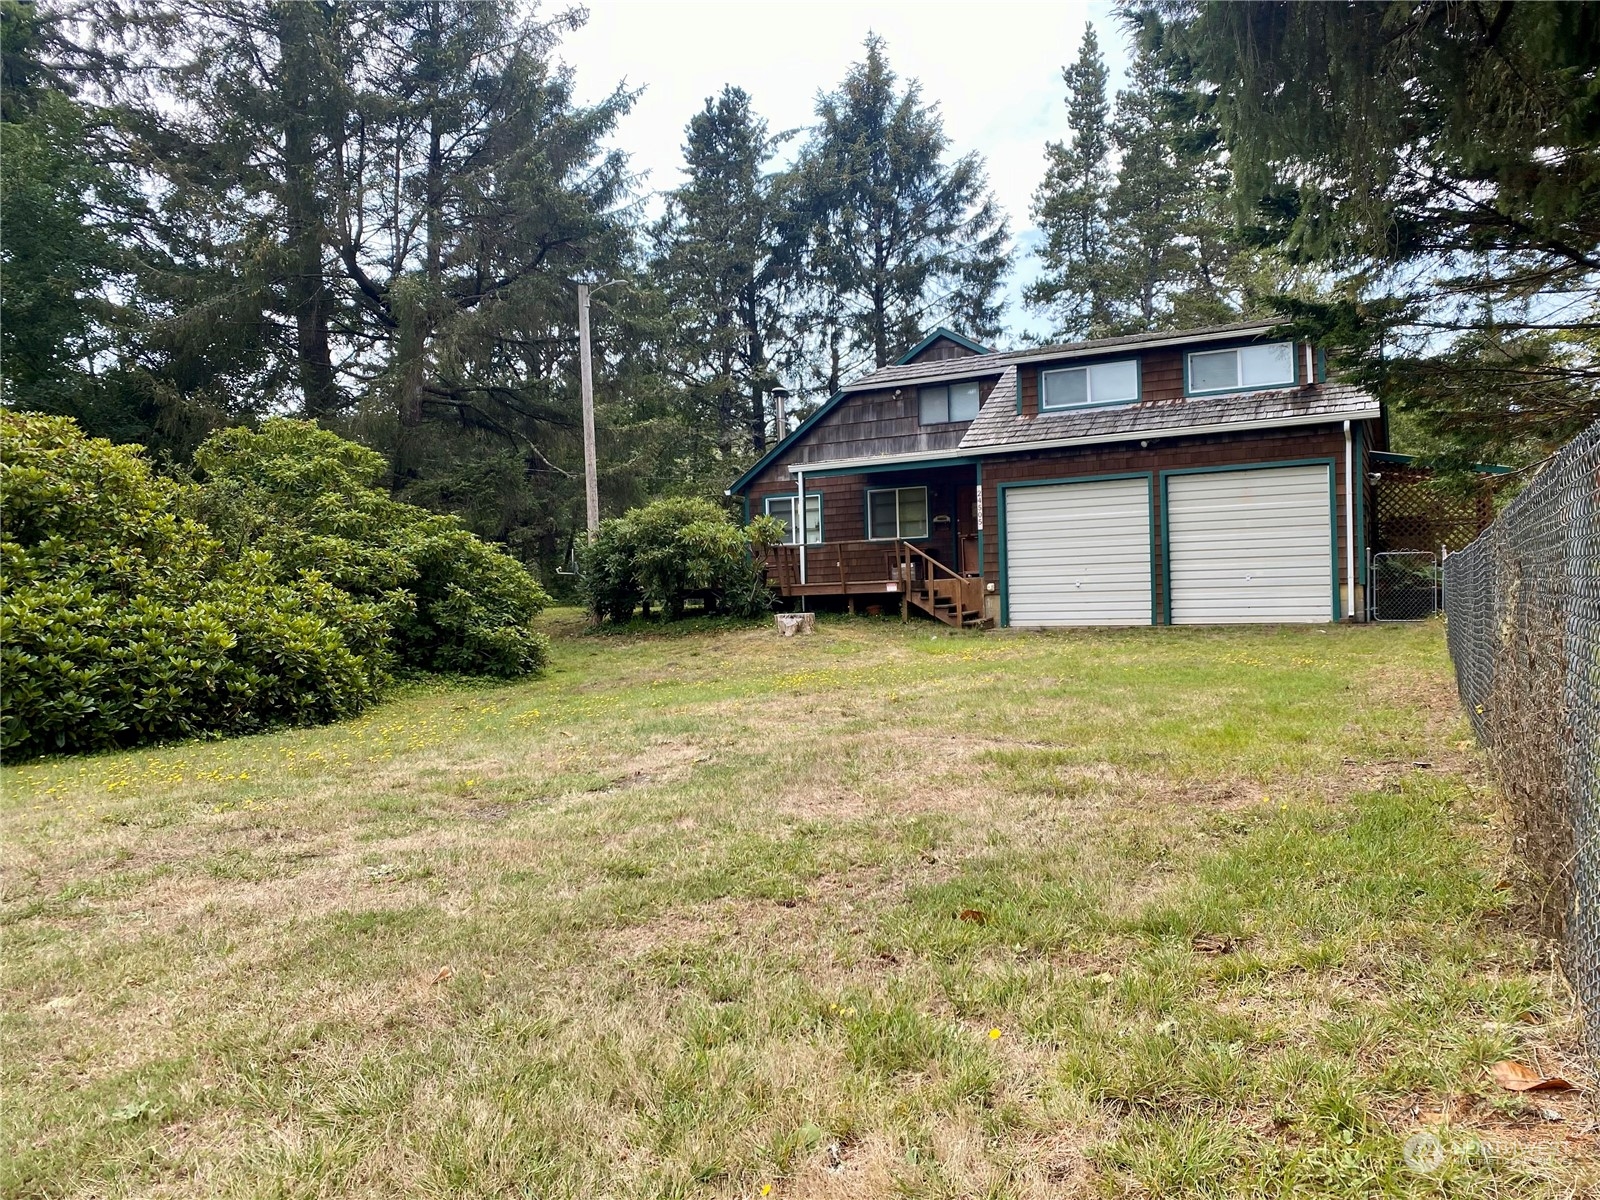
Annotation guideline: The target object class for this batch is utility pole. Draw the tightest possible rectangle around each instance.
[577,283,600,539]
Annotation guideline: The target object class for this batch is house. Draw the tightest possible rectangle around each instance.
[727,320,1385,628]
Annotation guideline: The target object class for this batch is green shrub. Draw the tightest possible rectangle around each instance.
[191,418,550,676]
[0,413,386,756]
[575,517,643,624]
[1,413,551,759]
[577,498,781,622]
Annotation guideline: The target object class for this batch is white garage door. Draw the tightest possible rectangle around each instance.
[1166,465,1333,624]
[1004,477,1153,626]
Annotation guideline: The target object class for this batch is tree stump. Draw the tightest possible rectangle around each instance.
[775,612,816,637]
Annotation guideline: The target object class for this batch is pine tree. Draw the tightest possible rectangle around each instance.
[1028,25,1114,340]
[1099,37,1251,334]
[796,36,1009,376]
[652,87,795,458]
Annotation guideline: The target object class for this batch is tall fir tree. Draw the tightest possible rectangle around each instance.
[0,1,122,415]
[1100,37,1255,334]
[1146,0,1600,465]
[1028,25,1114,340]
[45,0,639,574]
[796,36,1009,380]
[651,87,796,461]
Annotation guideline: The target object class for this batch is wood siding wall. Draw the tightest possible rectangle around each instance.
[747,376,999,483]
[747,465,980,578]
[906,337,982,364]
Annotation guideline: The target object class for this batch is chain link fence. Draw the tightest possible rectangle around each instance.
[1371,550,1440,621]
[1443,420,1599,1065]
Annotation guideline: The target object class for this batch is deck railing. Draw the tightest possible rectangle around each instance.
[764,540,903,593]
[763,539,985,626]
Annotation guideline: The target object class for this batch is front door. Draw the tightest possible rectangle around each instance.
[957,485,979,574]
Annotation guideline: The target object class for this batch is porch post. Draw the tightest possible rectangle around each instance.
[796,467,808,592]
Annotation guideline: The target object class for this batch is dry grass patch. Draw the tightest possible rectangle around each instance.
[3,613,1596,1198]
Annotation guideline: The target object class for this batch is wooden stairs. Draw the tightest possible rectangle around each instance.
[898,541,991,629]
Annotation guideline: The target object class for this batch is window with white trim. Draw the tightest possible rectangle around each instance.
[1187,341,1296,394]
[918,381,981,424]
[1040,358,1140,410]
[764,493,821,545]
[866,487,930,540]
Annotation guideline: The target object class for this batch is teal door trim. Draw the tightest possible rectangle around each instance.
[996,470,1157,628]
[1157,457,1339,625]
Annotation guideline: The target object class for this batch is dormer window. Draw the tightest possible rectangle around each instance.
[919,381,980,425]
[1040,358,1140,410]
[1187,341,1296,395]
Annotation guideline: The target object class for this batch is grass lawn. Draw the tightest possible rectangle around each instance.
[2,612,1595,1198]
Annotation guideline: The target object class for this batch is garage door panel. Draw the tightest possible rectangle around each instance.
[1004,477,1152,626]
[1166,465,1333,625]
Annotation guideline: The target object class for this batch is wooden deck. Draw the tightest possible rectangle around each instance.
[765,541,990,628]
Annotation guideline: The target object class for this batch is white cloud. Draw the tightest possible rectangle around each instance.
[558,0,1131,345]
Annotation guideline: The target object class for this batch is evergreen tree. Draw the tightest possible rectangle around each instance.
[1145,0,1600,464]
[651,87,796,459]
[1099,36,1258,334]
[796,36,1009,376]
[0,2,139,431]
[1028,25,1114,339]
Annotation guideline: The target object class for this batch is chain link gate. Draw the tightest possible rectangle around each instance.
[1443,420,1600,1071]
[1369,550,1440,621]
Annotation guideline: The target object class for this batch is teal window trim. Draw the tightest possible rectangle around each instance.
[1183,340,1300,399]
[764,491,823,545]
[865,485,931,541]
[1156,457,1339,625]
[1038,357,1143,413]
[995,471,1157,629]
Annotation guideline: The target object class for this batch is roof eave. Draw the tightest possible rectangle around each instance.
[726,390,849,495]
[788,404,1382,474]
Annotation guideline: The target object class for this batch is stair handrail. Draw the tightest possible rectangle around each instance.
[897,539,966,584]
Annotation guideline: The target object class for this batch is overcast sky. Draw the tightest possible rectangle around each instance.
[559,0,1131,344]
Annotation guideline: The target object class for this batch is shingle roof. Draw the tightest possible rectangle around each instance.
[959,381,1378,451]
[842,353,1011,391]
[842,319,1280,394]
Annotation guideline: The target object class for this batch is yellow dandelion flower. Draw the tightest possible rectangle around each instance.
[988,1028,1002,1040]
[761,1187,772,1197]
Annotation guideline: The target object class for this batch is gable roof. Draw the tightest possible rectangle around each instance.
[894,327,993,365]
[725,319,1374,493]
